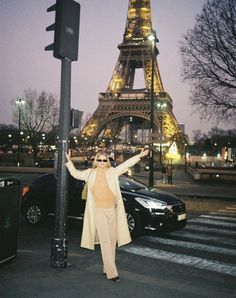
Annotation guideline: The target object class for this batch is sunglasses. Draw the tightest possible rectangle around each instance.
[97,159,108,162]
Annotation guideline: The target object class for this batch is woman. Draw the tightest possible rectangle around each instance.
[65,148,149,283]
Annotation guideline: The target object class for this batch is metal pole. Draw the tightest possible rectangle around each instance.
[149,39,155,187]
[184,143,187,172]
[17,102,21,167]
[51,58,71,268]
[160,107,163,165]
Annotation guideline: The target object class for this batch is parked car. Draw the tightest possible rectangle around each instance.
[21,174,187,238]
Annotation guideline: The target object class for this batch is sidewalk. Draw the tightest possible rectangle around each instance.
[133,168,236,200]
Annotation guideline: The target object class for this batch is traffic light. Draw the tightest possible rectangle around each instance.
[45,0,80,61]
[71,109,83,128]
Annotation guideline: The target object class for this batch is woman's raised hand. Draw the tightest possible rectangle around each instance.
[139,148,149,158]
[65,150,72,162]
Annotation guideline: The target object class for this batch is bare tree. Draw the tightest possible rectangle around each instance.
[180,0,236,123]
[12,89,59,161]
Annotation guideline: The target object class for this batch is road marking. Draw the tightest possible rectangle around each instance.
[17,249,34,253]
[200,214,236,223]
[17,249,84,258]
[184,224,236,236]
[189,218,236,228]
[171,230,236,246]
[120,245,236,277]
[216,210,236,214]
[143,236,236,256]
[226,207,236,210]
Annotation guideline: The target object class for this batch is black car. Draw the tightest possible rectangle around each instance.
[21,174,187,238]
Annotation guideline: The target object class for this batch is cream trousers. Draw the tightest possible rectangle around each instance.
[94,207,118,279]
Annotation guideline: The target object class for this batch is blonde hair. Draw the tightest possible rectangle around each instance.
[92,151,111,168]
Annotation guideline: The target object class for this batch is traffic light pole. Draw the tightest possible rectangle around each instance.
[51,58,71,268]
[149,39,155,188]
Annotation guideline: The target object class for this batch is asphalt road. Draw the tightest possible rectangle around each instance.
[1,171,236,297]
[1,196,236,297]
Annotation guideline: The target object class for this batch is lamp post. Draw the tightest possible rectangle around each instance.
[16,97,25,167]
[156,101,167,165]
[129,116,133,145]
[8,134,12,151]
[184,143,188,172]
[148,30,158,187]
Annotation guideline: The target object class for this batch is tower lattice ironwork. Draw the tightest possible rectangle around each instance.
[81,0,185,148]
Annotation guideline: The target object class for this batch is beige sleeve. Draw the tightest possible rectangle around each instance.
[114,154,141,176]
[66,160,92,181]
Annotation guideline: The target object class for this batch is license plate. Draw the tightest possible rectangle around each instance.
[177,213,186,221]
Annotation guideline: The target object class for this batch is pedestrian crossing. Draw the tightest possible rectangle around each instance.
[119,205,236,277]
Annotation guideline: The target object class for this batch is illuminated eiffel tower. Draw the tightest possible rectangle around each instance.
[81,0,184,150]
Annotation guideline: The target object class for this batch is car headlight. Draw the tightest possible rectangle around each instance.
[135,197,167,209]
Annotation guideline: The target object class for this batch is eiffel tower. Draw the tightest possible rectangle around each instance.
[81,0,184,149]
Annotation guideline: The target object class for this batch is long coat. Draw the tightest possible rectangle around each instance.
[66,154,141,250]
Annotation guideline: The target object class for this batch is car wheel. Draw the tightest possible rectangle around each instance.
[126,211,142,238]
[24,201,46,225]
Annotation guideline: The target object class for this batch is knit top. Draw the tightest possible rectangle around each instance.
[92,168,116,208]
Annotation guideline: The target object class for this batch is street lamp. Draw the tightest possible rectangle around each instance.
[148,30,158,187]
[8,134,12,151]
[16,97,25,167]
[157,101,167,165]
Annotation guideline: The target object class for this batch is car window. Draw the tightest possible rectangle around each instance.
[119,176,147,191]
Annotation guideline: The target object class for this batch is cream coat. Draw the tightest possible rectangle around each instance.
[66,154,141,250]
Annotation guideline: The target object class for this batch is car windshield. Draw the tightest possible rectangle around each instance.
[119,176,148,191]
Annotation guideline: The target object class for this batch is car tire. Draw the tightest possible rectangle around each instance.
[23,200,46,225]
[126,211,142,238]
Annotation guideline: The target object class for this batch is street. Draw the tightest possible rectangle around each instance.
[0,170,236,297]
[1,197,236,298]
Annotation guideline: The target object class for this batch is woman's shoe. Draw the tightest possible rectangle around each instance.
[111,276,120,283]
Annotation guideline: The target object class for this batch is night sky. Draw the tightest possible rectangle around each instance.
[2,0,229,139]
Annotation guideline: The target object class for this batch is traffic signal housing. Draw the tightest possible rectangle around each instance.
[71,109,83,129]
[45,0,80,61]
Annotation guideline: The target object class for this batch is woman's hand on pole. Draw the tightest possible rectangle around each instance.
[139,148,149,158]
[65,150,72,162]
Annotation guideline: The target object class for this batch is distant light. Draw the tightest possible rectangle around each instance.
[157,102,167,109]
[148,34,155,41]
[16,98,25,105]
